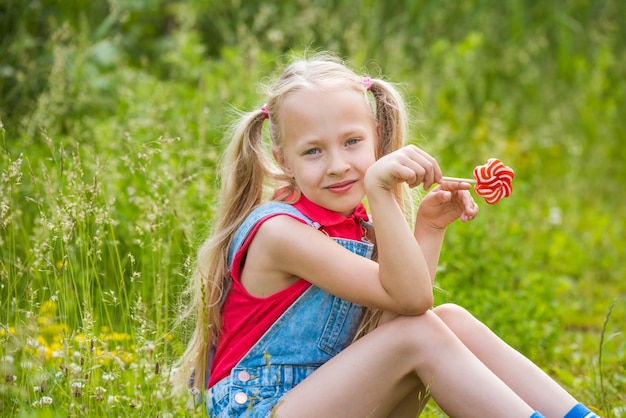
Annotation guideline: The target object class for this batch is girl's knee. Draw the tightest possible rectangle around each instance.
[433,303,489,338]
[380,312,472,375]
[432,303,473,323]
[385,311,458,354]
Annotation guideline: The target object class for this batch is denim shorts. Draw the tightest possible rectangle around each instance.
[206,364,318,418]
[204,282,365,417]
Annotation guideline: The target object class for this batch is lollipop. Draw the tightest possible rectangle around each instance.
[442,158,515,204]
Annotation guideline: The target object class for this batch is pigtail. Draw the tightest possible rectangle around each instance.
[174,108,274,393]
[219,108,277,221]
[367,78,412,215]
[368,78,408,159]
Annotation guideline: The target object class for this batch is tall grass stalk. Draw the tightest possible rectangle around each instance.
[598,300,615,414]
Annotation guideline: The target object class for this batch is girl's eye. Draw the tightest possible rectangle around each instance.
[346,138,360,146]
[304,148,320,156]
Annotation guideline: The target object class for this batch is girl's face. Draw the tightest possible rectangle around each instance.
[275,87,377,216]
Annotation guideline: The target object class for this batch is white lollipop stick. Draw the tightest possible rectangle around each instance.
[441,176,476,184]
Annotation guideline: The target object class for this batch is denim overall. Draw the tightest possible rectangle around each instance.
[206,202,374,417]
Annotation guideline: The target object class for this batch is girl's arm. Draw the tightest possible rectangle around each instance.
[359,145,442,313]
[413,223,446,285]
[245,215,416,313]
[414,181,479,282]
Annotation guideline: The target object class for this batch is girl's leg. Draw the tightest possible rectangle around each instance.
[433,303,579,418]
[378,311,431,418]
[273,310,535,418]
[386,379,430,418]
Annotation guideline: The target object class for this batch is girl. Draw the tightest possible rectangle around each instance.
[177,54,599,418]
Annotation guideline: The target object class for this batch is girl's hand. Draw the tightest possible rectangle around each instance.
[417,181,479,229]
[365,145,442,193]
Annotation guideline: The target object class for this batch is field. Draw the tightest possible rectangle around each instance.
[1,1,625,416]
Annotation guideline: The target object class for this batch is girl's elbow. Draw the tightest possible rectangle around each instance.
[397,292,434,316]
[412,296,435,315]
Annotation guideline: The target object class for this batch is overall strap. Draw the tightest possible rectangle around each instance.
[227,202,318,268]
[205,202,318,390]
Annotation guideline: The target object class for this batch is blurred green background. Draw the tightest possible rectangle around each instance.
[1,0,624,416]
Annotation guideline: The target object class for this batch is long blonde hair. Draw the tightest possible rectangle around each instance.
[176,53,410,392]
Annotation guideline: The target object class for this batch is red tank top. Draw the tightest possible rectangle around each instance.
[208,196,369,387]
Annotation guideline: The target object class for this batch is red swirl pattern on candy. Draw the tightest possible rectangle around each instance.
[472,158,515,204]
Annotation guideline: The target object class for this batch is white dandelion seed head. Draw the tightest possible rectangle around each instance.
[20,361,34,370]
[102,372,117,381]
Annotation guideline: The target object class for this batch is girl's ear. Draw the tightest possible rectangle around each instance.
[273,148,293,176]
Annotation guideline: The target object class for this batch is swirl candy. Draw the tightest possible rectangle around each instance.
[472,158,515,204]
[442,158,515,204]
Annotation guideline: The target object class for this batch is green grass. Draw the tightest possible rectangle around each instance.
[1,1,625,416]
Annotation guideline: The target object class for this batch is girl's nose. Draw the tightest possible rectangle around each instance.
[326,151,350,175]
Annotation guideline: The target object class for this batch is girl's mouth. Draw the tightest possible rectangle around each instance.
[327,180,356,194]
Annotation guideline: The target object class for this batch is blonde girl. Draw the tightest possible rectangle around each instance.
[178,53,598,418]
